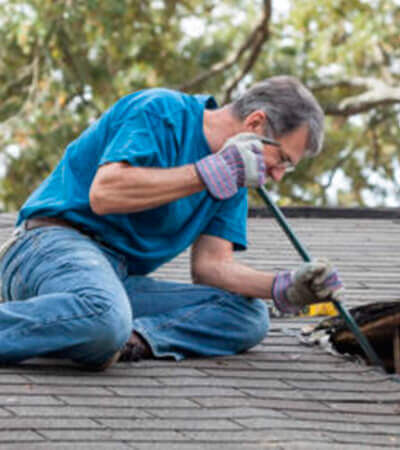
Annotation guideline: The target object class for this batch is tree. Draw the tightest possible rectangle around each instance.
[0,0,399,210]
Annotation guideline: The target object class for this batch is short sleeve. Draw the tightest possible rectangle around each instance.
[98,112,165,168]
[202,188,248,251]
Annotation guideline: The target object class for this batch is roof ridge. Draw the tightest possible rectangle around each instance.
[249,206,400,219]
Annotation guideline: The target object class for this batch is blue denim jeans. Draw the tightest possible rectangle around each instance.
[0,225,269,367]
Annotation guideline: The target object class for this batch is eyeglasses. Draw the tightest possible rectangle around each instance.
[258,136,296,172]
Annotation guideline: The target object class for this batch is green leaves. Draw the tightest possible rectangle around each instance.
[0,0,399,209]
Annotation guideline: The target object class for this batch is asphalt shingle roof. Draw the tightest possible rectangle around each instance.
[0,212,399,449]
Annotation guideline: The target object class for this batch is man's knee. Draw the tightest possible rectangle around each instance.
[73,293,132,367]
[95,304,132,351]
[233,296,270,352]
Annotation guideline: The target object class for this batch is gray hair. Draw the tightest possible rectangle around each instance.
[231,76,324,156]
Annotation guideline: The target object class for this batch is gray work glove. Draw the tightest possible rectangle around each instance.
[195,132,267,200]
[271,258,345,314]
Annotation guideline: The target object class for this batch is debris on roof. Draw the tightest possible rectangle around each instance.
[306,301,400,374]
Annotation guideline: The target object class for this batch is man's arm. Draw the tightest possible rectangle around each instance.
[191,234,274,299]
[90,162,205,215]
[90,132,270,215]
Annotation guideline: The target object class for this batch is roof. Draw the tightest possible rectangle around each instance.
[0,212,399,449]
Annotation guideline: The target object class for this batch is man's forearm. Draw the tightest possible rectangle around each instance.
[90,162,205,214]
[194,259,274,300]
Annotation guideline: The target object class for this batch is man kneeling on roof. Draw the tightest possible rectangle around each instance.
[0,76,343,370]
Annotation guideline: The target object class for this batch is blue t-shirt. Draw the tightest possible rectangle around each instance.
[18,88,248,275]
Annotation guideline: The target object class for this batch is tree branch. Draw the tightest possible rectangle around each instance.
[178,0,272,92]
[222,0,272,104]
[312,77,400,116]
[322,151,352,190]
[56,25,101,116]
[311,77,383,91]
[0,52,40,130]
[0,64,35,99]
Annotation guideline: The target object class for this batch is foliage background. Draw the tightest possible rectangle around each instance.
[0,0,399,210]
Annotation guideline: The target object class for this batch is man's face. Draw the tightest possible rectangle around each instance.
[242,111,308,182]
[261,125,308,182]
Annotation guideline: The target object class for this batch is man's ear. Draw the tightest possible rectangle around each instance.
[243,110,267,132]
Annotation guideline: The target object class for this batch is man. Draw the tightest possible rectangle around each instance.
[0,76,343,370]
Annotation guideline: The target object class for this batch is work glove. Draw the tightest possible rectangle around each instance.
[271,258,344,314]
[195,132,266,200]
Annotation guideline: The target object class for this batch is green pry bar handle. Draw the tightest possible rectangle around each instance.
[256,185,384,369]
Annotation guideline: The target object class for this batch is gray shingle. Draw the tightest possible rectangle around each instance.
[58,395,197,408]
[39,429,187,441]
[0,444,131,450]
[0,395,64,406]
[97,417,241,430]
[323,431,400,446]
[235,416,372,433]
[7,405,151,418]
[24,374,161,386]
[183,428,331,442]
[147,407,286,419]
[0,430,44,442]
[0,417,100,429]
[130,444,285,450]
[0,384,114,396]
[108,386,247,397]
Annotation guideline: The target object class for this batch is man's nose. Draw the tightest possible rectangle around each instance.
[270,167,286,182]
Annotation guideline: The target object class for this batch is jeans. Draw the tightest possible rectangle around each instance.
[0,225,269,367]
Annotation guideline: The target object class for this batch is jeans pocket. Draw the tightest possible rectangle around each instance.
[0,228,44,301]
[0,232,25,301]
